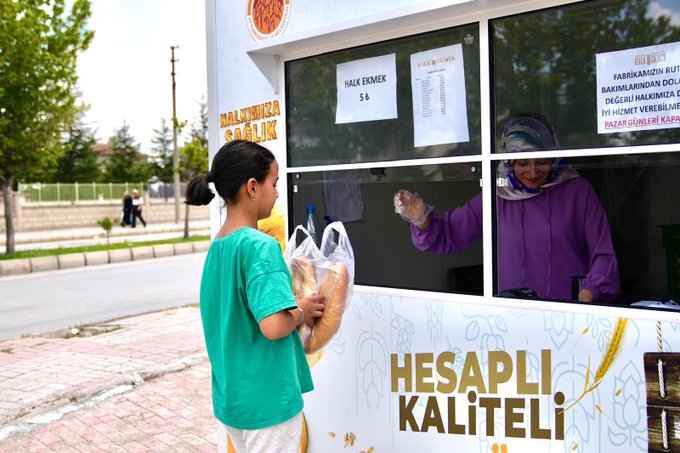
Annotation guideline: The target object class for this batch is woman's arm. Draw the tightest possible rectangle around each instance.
[580,185,620,302]
[410,192,483,255]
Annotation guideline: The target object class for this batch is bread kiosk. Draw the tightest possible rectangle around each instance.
[205,0,680,451]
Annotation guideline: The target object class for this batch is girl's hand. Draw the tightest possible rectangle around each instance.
[258,295,324,340]
[297,294,325,327]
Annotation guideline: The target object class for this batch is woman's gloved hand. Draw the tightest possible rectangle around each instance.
[393,189,433,228]
[578,288,594,303]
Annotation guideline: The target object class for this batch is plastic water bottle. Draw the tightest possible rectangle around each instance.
[304,204,323,248]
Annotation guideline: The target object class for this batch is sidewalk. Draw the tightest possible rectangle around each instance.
[0,306,218,452]
[0,220,213,277]
[0,219,212,250]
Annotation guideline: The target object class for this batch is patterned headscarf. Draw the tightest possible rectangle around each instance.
[496,113,579,201]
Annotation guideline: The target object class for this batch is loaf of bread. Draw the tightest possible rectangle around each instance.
[305,261,350,354]
[290,257,316,346]
[291,257,317,299]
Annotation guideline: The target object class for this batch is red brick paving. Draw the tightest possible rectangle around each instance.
[0,307,220,452]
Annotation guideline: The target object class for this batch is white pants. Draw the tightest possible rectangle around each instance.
[221,412,303,453]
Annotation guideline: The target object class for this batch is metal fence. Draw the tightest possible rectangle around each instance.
[147,182,187,202]
[17,182,186,204]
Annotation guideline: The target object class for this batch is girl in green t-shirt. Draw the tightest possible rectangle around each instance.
[185,140,325,452]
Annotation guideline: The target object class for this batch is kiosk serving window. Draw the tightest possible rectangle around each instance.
[490,0,680,307]
[288,164,483,294]
[285,23,484,294]
[492,152,680,305]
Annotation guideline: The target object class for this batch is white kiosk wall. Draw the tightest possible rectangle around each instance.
[207,1,680,451]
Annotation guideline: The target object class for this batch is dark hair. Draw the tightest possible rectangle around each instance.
[185,140,276,206]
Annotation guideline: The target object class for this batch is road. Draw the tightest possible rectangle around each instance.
[0,253,206,341]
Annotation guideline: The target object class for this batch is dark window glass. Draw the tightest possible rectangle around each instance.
[494,152,680,307]
[288,164,483,293]
[286,24,481,166]
[491,0,680,151]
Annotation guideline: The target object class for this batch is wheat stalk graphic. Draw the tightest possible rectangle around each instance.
[562,317,629,413]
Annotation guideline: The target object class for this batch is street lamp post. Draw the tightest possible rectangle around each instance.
[170,45,180,223]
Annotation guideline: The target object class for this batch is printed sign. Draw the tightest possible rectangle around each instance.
[411,44,470,146]
[303,292,679,452]
[336,54,398,124]
[596,41,680,134]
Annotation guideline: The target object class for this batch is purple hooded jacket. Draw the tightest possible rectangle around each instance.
[410,177,620,302]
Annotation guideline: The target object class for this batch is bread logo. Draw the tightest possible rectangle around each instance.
[246,0,291,40]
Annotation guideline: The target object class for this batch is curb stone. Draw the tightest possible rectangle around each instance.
[0,241,210,277]
[152,244,175,258]
[57,253,85,269]
[84,250,109,266]
[0,259,31,276]
[173,242,194,255]
[131,246,154,261]
[29,256,59,273]
[193,241,210,253]
[108,248,132,263]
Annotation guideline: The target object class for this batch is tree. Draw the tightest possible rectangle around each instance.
[52,121,101,182]
[189,99,208,151]
[150,117,174,183]
[180,101,209,239]
[104,122,150,183]
[0,0,94,254]
[96,216,113,245]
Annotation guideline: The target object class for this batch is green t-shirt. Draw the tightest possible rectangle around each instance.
[200,227,313,429]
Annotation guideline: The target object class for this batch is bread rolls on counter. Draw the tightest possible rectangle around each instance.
[305,261,350,354]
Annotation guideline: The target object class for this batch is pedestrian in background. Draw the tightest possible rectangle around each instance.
[131,189,147,228]
[185,140,325,452]
[120,191,132,227]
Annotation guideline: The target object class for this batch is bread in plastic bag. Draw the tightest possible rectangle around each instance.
[284,222,355,353]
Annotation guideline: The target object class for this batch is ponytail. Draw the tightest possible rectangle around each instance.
[185,173,215,206]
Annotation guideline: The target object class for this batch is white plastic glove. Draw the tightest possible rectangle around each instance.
[393,189,433,228]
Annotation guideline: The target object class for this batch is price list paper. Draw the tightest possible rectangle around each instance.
[335,54,398,124]
[411,44,469,147]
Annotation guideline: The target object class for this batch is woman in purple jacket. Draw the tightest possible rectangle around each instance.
[394,113,619,303]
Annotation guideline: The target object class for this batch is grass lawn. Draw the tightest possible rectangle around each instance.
[0,235,210,261]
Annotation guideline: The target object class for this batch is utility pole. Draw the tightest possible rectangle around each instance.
[170,45,180,223]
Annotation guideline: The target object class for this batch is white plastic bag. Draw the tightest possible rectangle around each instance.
[319,221,355,306]
[284,225,322,348]
[283,222,355,353]
[283,225,323,296]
